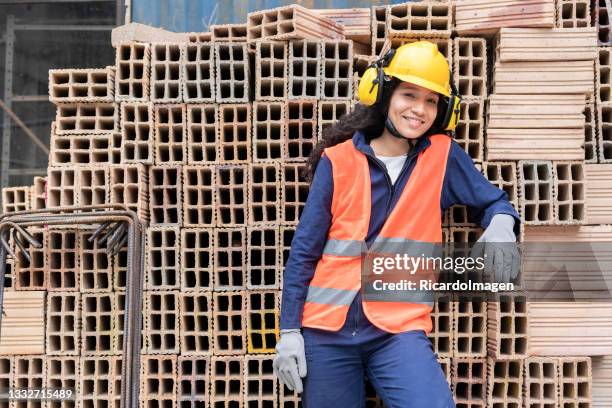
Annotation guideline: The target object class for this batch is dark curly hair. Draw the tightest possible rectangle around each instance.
[304,78,399,181]
[305,78,451,181]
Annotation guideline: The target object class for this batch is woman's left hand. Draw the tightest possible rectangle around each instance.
[470,214,520,283]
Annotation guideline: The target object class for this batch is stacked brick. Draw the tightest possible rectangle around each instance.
[371,5,388,56]
[596,48,612,162]
[386,1,452,39]
[246,4,344,42]
[0,29,145,408]
[454,0,556,35]
[522,357,592,407]
[478,18,610,235]
[522,225,612,360]
[0,227,129,407]
[593,0,612,45]
[1,186,30,214]
[211,23,248,42]
[314,7,370,53]
[451,3,608,408]
[585,163,612,223]
[453,37,487,163]
[3,1,612,406]
[1,3,353,406]
[0,291,45,354]
[464,7,612,407]
[488,28,597,161]
[557,0,591,28]
[592,355,612,406]
[379,1,454,71]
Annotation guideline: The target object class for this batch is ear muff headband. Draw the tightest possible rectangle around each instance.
[375,63,385,105]
[375,48,395,105]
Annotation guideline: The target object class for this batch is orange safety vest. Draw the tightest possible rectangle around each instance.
[301,134,452,333]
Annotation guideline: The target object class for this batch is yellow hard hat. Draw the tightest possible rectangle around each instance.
[385,41,451,97]
[357,41,461,131]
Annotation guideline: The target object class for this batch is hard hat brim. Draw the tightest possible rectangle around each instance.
[385,70,451,98]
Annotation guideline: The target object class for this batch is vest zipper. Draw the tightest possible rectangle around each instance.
[352,297,360,336]
[366,153,417,221]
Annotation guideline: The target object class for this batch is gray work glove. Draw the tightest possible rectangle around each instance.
[273,329,307,393]
[470,214,520,283]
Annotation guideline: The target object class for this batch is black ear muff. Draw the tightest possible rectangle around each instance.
[447,95,461,130]
[440,95,458,128]
[434,97,449,129]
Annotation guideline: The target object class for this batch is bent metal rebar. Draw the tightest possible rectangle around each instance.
[0,204,145,408]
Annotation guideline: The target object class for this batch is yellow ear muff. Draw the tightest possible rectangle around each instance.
[357,66,380,106]
[444,95,461,131]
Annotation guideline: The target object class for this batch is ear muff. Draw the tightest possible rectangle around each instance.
[357,66,380,106]
[435,72,461,131]
[357,48,396,106]
[442,94,461,131]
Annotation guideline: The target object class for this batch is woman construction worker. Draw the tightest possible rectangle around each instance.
[273,41,521,407]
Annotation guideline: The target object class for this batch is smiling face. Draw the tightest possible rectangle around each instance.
[386,81,440,139]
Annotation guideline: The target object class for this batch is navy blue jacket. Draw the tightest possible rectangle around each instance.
[280,131,520,330]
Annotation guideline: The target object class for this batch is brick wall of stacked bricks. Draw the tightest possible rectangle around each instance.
[1,0,612,407]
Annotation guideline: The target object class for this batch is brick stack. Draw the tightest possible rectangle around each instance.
[522,225,612,361]
[596,47,612,162]
[371,5,389,57]
[314,7,371,54]
[454,0,556,35]
[593,0,612,45]
[557,0,591,28]
[488,27,597,161]
[585,163,612,223]
[246,5,345,41]
[2,1,612,406]
[384,1,453,66]
[453,37,487,163]
[592,355,612,406]
[0,291,45,354]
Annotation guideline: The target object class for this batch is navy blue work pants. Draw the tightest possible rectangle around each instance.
[301,294,455,408]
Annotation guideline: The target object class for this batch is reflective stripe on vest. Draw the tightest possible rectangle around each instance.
[369,237,439,257]
[366,236,441,307]
[306,286,357,306]
[301,134,452,333]
[322,239,366,257]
